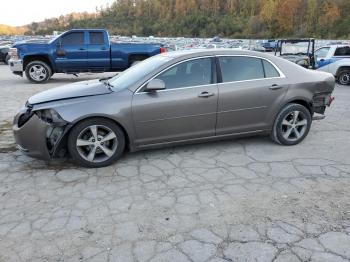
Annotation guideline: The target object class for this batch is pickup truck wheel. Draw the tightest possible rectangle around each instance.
[67,118,125,168]
[338,69,350,85]
[271,103,312,146]
[25,61,52,83]
[4,54,10,65]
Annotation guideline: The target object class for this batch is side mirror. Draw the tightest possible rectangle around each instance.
[145,79,165,92]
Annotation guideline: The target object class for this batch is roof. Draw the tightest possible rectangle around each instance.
[161,48,271,59]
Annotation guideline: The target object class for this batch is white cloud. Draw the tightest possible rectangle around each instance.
[0,0,115,26]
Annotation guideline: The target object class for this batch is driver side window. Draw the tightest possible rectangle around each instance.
[61,32,84,46]
[155,58,212,90]
[315,47,330,58]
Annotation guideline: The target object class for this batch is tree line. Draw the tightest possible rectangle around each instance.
[5,0,350,39]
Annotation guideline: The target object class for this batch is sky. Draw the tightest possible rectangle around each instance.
[0,0,115,26]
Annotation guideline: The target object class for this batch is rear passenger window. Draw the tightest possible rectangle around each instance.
[219,57,264,82]
[61,32,84,45]
[334,46,350,56]
[89,32,104,45]
[262,60,280,78]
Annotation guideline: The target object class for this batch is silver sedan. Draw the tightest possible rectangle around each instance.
[13,49,335,167]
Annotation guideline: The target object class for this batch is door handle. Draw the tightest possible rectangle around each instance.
[79,48,86,51]
[269,84,283,90]
[198,91,215,98]
[101,47,107,50]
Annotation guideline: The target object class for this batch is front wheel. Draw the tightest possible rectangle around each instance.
[25,60,52,83]
[338,69,350,85]
[67,118,125,168]
[271,103,312,145]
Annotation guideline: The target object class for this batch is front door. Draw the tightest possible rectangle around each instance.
[132,57,218,146]
[55,31,88,71]
[216,56,288,135]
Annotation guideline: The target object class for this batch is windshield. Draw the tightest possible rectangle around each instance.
[108,55,172,91]
[281,42,310,55]
[48,32,64,44]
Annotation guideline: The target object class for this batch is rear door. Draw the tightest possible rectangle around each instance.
[216,56,288,135]
[87,31,110,69]
[132,57,218,146]
[55,31,88,70]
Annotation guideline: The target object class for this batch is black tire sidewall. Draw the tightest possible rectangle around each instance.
[338,70,350,85]
[67,118,125,168]
[4,54,10,65]
[274,104,312,146]
[25,61,52,83]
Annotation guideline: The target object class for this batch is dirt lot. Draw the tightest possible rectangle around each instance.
[0,64,350,262]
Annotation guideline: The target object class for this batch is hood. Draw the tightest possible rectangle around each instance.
[28,79,113,105]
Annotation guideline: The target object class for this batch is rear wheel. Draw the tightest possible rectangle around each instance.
[25,60,52,83]
[271,103,312,145]
[338,69,350,85]
[67,118,125,168]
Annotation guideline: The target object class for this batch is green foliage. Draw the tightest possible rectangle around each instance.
[20,0,350,38]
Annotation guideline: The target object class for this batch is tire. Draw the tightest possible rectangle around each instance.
[337,69,350,85]
[4,54,10,65]
[25,60,52,83]
[271,103,312,146]
[67,118,125,168]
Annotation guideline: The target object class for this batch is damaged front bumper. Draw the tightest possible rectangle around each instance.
[13,106,69,160]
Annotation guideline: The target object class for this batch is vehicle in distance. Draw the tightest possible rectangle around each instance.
[276,39,316,69]
[8,29,165,83]
[13,49,335,168]
[315,45,350,85]
[0,45,10,64]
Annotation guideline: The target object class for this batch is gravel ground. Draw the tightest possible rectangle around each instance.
[0,64,350,262]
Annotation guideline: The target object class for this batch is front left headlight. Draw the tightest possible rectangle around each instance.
[9,48,19,59]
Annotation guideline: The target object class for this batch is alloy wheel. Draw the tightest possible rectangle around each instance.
[76,125,118,163]
[281,110,308,142]
[29,65,47,81]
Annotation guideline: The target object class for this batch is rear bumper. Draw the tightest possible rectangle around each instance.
[13,111,51,160]
[9,59,23,75]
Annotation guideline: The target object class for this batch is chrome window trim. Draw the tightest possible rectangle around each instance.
[135,56,215,94]
[135,54,286,94]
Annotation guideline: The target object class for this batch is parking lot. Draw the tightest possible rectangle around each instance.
[0,63,350,261]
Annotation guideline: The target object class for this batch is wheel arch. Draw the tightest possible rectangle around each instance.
[128,54,149,66]
[23,55,53,71]
[54,115,132,157]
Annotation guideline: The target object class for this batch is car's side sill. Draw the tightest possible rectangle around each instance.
[133,129,268,152]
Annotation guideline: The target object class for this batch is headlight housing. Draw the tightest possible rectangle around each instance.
[35,109,65,124]
[9,48,19,59]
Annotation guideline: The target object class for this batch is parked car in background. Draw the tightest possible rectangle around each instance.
[261,39,279,52]
[13,49,335,168]
[0,45,10,64]
[316,45,350,85]
[276,39,316,69]
[8,29,165,83]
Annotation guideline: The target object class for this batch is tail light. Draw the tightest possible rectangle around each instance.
[327,96,334,107]
[160,47,166,53]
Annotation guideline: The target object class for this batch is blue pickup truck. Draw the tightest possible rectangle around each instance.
[9,29,165,83]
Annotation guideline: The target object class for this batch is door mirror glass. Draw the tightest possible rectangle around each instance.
[145,79,166,91]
